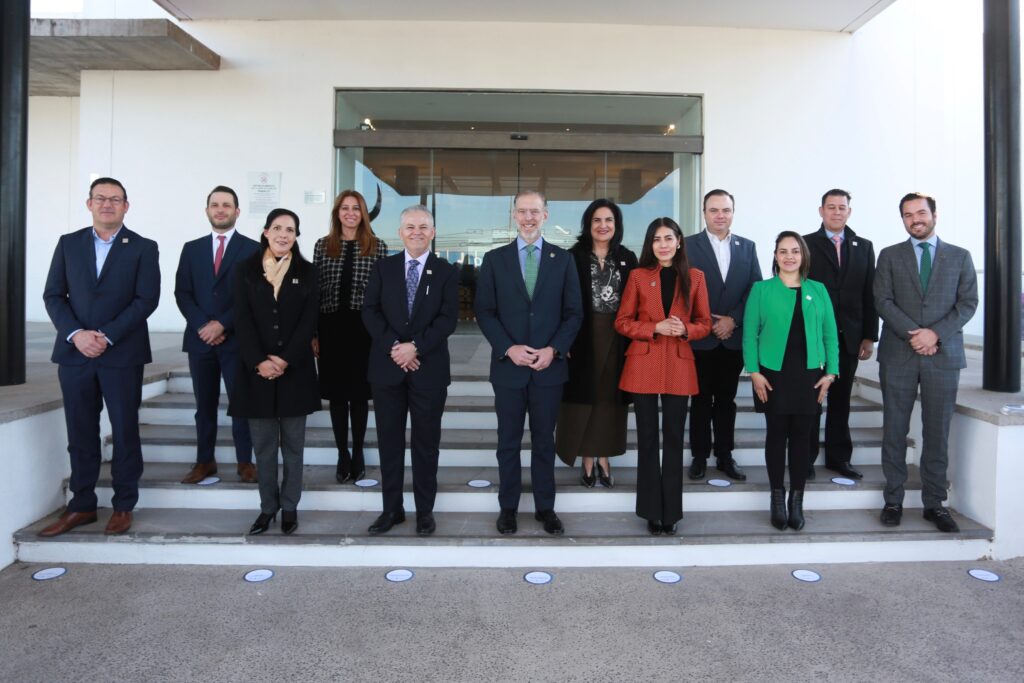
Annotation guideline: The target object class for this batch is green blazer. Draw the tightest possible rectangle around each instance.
[742,276,839,375]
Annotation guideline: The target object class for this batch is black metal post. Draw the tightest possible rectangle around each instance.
[0,0,30,386]
[983,0,1023,392]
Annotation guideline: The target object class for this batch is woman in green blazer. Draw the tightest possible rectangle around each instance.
[743,231,839,531]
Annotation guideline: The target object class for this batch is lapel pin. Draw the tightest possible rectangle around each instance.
[549,252,555,258]
[620,261,626,266]
[650,281,656,287]
[426,269,432,275]
[734,240,739,246]
[122,238,129,243]
[292,278,299,284]
[806,295,812,300]
[852,241,858,246]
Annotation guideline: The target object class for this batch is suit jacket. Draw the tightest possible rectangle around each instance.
[474,239,584,388]
[873,238,978,370]
[228,252,321,418]
[742,276,840,375]
[803,225,878,356]
[361,252,459,390]
[43,225,160,367]
[615,267,712,396]
[684,232,762,351]
[174,232,260,354]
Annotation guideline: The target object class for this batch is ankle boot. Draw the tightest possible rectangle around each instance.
[770,489,788,530]
[788,489,805,530]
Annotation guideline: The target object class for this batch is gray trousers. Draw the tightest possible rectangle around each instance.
[879,360,960,508]
[249,416,307,514]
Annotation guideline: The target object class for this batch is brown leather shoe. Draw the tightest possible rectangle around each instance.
[181,461,218,484]
[38,510,98,537]
[105,511,132,535]
[236,462,258,483]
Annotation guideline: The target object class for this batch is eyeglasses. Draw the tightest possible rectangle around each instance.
[90,195,125,205]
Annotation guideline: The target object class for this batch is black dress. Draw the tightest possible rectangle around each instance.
[754,286,822,415]
[318,241,372,401]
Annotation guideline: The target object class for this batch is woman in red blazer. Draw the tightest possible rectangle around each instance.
[616,218,712,535]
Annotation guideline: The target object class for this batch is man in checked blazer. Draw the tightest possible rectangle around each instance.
[474,190,583,536]
[361,205,459,536]
[874,192,977,532]
[40,177,160,537]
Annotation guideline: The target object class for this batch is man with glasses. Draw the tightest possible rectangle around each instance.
[475,191,583,535]
[40,177,161,537]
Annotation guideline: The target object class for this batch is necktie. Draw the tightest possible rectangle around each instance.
[406,259,420,315]
[919,242,932,290]
[832,234,842,266]
[524,244,538,297]
[214,235,226,276]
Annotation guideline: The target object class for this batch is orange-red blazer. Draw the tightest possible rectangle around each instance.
[615,266,712,396]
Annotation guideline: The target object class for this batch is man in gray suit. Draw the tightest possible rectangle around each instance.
[874,192,978,532]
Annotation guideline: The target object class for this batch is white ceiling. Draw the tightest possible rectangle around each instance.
[153,0,897,33]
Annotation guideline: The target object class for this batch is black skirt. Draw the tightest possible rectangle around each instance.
[316,308,371,401]
[754,286,822,415]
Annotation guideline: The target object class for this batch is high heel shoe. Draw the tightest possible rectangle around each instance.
[335,450,353,484]
[788,489,805,530]
[647,519,663,535]
[597,461,614,488]
[281,510,298,535]
[770,489,788,530]
[248,511,277,536]
[580,461,597,488]
[351,449,366,483]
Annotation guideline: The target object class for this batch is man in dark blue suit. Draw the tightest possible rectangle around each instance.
[685,189,762,481]
[174,186,260,485]
[361,205,459,536]
[40,178,160,536]
[474,191,583,535]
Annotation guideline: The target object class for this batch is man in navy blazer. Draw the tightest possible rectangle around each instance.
[40,178,160,536]
[361,205,459,536]
[685,189,762,481]
[174,186,260,485]
[474,191,583,535]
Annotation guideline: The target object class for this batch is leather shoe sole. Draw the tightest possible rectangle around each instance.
[38,511,98,537]
[105,511,132,535]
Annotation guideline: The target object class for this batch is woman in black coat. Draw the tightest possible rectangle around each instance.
[555,199,638,488]
[230,208,320,536]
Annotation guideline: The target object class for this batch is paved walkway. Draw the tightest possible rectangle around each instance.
[1,559,1022,682]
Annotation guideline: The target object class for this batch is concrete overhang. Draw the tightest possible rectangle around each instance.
[30,18,220,97]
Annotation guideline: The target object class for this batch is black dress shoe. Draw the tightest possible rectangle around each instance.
[368,510,406,535]
[806,465,816,481]
[496,508,517,535]
[580,462,597,488]
[880,503,903,526]
[534,510,564,535]
[647,520,662,535]
[596,462,614,488]
[248,511,277,536]
[716,459,747,481]
[416,513,436,536]
[661,522,678,535]
[923,506,960,533]
[688,457,707,480]
[281,510,298,535]
[826,461,863,480]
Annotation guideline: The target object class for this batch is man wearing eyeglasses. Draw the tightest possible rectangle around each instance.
[40,177,161,537]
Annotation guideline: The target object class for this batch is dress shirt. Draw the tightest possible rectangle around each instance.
[94,226,123,276]
[211,227,236,260]
[909,234,939,272]
[705,229,731,280]
[516,235,545,280]
[404,249,429,288]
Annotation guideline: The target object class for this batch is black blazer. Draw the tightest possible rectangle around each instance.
[43,225,160,367]
[562,243,637,404]
[361,252,459,390]
[174,232,260,354]
[684,231,762,352]
[228,252,321,418]
[803,225,878,356]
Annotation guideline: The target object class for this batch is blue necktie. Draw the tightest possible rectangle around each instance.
[406,259,420,315]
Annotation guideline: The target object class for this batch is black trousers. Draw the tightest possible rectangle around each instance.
[690,346,744,463]
[493,382,562,512]
[372,381,447,515]
[634,393,689,525]
[765,413,815,491]
[811,337,858,466]
[188,345,252,465]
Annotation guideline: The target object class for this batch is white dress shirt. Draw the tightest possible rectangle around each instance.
[705,229,731,280]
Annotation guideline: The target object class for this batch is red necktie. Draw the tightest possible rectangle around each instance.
[214,235,226,275]
[832,235,842,266]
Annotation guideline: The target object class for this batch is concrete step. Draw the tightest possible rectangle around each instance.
[15,507,992,568]
[82,462,921,513]
[119,424,893,467]
[139,393,883,430]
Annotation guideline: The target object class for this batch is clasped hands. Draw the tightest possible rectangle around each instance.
[908,328,939,356]
[710,314,735,340]
[391,342,420,372]
[507,344,555,370]
[198,320,226,346]
[72,330,109,358]
[257,355,288,380]
[655,315,687,338]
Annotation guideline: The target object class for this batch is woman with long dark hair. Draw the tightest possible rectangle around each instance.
[743,231,838,531]
[556,199,637,487]
[230,208,320,535]
[615,218,711,534]
[313,190,388,484]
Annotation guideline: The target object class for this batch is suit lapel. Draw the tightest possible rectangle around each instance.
[82,228,99,284]
[96,226,129,284]
[814,227,841,276]
[503,241,531,301]
[406,253,432,320]
[901,240,926,298]
[928,237,948,297]
[645,267,666,320]
[214,233,242,284]
[532,241,556,301]
[692,234,724,290]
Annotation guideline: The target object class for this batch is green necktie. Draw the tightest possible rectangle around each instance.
[919,242,932,290]
[524,244,538,297]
